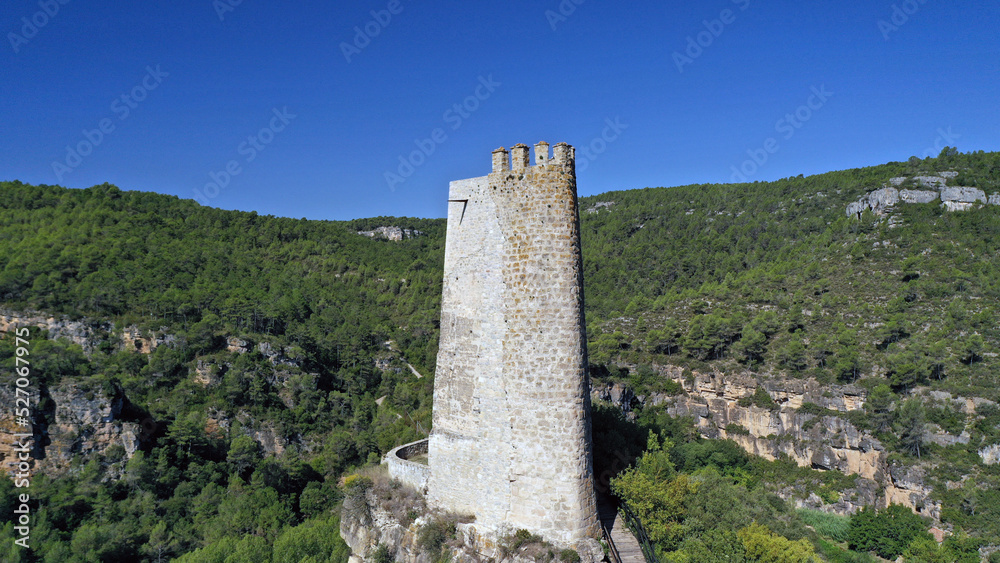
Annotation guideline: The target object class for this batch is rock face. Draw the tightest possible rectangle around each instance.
[340,481,602,563]
[584,201,615,214]
[592,382,640,414]
[847,174,999,216]
[357,226,423,241]
[593,366,976,519]
[226,336,250,353]
[120,325,174,354]
[885,465,940,520]
[899,189,938,204]
[941,186,987,204]
[912,176,949,189]
[0,309,175,357]
[980,444,1000,465]
[652,370,881,478]
[222,335,301,367]
[0,309,112,354]
[29,380,144,479]
[847,188,900,217]
[940,186,988,211]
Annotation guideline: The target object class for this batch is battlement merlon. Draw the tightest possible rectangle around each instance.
[491,147,509,173]
[489,141,576,174]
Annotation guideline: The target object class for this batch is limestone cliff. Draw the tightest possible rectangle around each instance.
[357,226,423,241]
[845,173,999,217]
[592,365,987,521]
[1,308,301,481]
[0,308,172,356]
[0,378,146,480]
[0,309,112,355]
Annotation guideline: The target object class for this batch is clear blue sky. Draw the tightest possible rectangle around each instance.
[2,0,998,220]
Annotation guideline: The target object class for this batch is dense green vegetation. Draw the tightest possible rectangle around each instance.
[582,150,1000,403]
[0,183,444,561]
[1,149,999,561]
[606,405,988,562]
[0,182,445,372]
[581,152,1000,553]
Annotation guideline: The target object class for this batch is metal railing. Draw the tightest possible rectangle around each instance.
[600,521,623,563]
[619,501,660,563]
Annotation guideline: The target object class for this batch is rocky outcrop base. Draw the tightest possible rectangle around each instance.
[340,474,603,563]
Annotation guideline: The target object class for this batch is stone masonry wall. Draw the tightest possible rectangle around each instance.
[384,438,430,493]
[427,142,599,551]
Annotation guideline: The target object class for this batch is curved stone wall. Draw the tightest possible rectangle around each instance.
[384,438,430,492]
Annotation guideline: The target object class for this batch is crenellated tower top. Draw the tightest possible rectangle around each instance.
[491,141,575,174]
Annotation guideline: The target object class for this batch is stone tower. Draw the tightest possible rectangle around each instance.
[427,142,600,550]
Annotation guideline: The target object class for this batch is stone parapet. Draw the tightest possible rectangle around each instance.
[384,438,430,492]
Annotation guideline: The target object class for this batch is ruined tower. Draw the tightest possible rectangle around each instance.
[427,142,600,550]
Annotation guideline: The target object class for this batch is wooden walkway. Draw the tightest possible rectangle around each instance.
[598,497,645,563]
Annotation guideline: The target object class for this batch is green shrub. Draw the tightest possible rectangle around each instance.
[738,387,778,410]
[371,543,393,563]
[418,518,456,558]
[817,488,840,505]
[661,379,685,396]
[500,529,543,555]
[798,402,834,416]
[815,538,876,563]
[725,423,750,436]
[847,504,931,560]
[559,548,581,563]
[797,508,850,542]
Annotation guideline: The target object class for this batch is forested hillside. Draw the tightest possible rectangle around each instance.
[1,149,999,562]
[582,150,999,400]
